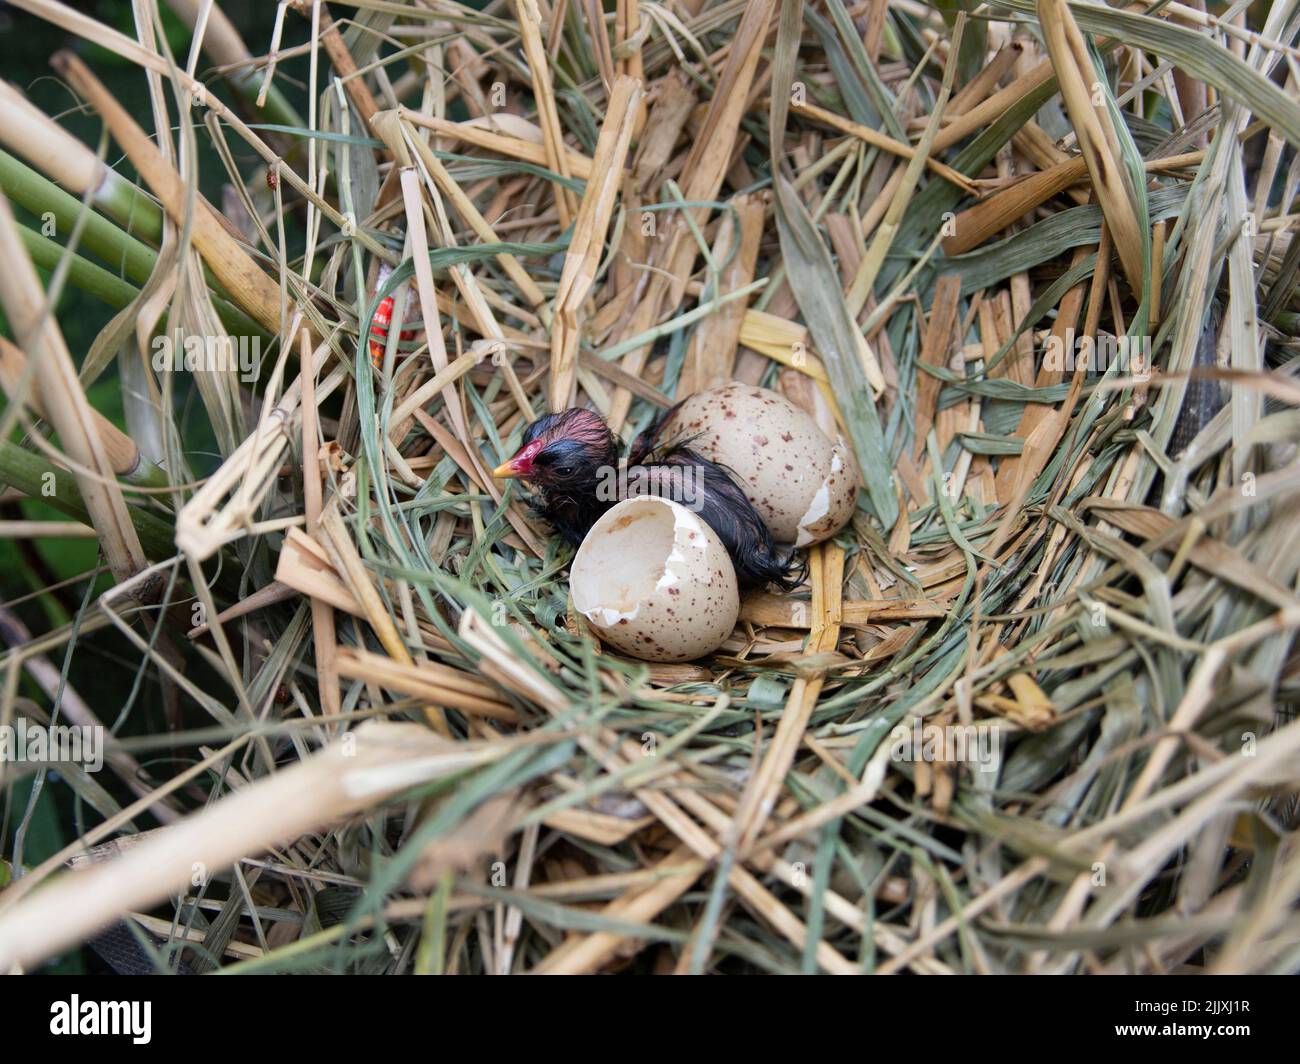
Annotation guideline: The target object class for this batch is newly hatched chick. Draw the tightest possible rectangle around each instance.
[493,408,801,589]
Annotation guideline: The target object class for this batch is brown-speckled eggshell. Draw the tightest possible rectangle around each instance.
[667,383,858,545]
[570,497,739,663]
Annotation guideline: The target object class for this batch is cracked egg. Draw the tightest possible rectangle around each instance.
[664,383,858,545]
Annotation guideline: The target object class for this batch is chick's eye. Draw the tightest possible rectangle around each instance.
[553,464,575,477]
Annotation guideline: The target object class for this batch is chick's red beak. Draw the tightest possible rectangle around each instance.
[493,439,543,479]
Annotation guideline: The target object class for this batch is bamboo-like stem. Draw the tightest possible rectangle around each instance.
[52,50,290,338]
[0,336,164,484]
[0,148,158,281]
[12,0,393,265]
[0,192,146,583]
[0,442,173,558]
[6,171,268,345]
[0,80,164,244]
[15,223,138,308]
[0,148,267,334]
[0,0,1288,978]
[17,222,267,349]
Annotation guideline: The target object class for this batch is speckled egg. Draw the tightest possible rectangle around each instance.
[570,497,739,662]
[661,383,858,545]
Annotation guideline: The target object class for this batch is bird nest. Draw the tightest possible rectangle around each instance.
[0,0,1298,975]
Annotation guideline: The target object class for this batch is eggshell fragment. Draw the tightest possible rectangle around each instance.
[665,383,858,545]
[570,497,739,662]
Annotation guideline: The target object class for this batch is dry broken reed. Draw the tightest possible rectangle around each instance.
[0,0,1298,975]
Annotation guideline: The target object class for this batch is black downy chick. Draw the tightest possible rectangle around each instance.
[494,408,620,547]
[493,407,802,590]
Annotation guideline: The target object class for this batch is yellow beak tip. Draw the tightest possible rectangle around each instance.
[491,461,515,479]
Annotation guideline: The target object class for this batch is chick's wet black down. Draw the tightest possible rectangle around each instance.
[493,407,802,590]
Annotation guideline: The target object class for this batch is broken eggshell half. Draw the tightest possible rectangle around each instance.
[569,496,739,663]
